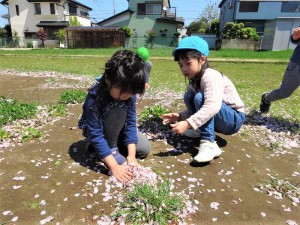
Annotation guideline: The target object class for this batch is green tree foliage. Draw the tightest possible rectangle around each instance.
[222,22,259,41]
[54,29,66,43]
[144,30,157,48]
[187,1,220,34]
[123,26,131,38]
[0,28,7,37]
[69,17,82,26]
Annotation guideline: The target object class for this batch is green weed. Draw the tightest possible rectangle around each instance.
[54,160,61,167]
[0,96,37,127]
[59,90,86,104]
[28,201,41,209]
[0,128,10,139]
[47,104,67,117]
[21,127,42,142]
[138,105,169,133]
[113,180,186,224]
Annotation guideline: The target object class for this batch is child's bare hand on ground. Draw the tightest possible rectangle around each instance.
[162,113,180,124]
[127,156,139,167]
[170,120,190,135]
[111,164,133,182]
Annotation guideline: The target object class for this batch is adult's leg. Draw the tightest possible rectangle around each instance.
[265,62,300,102]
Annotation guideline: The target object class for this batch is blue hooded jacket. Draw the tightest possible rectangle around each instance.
[78,77,138,159]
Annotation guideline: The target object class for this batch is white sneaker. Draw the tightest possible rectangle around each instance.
[193,140,222,163]
[183,129,201,138]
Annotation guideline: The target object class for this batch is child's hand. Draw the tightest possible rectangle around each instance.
[170,120,190,134]
[111,164,133,182]
[127,156,139,167]
[293,27,300,40]
[162,113,179,124]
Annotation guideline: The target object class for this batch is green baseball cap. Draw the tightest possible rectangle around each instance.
[136,47,149,62]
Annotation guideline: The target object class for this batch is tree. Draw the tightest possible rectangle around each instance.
[54,29,66,44]
[144,30,157,48]
[0,28,7,38]
[199,1,220,33]
[187,1,220,34]
[123,26,131,38]
[37,28,47,47]
[69,17,82,26]
[222,22,259,41]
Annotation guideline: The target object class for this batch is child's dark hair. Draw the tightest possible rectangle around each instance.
[174,49,209,89]
[96,50,146,104]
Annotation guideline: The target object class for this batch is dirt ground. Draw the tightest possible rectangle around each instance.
[0,72,299,225]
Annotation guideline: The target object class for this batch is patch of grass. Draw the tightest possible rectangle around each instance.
[21,127,42,142]
[47,104,67,117]
[113,179,187,224]
[28,201,41,209]
[0,128,10,139]
[59,90,86,104]
[54,160,61,167]
[138,105,170,134]
[139,105,169,123]
[0,96,37,127]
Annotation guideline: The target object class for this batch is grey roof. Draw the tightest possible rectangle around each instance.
[65,26,123,31]
[36,21,69,27]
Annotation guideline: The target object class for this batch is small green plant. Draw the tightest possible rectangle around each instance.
[139,105,169,123]
[54,160,61,167]
[59,90,86,104]
[28,201,41,209]
[21,127,42,142]
[0,96,37,127]
[0,128,9,139]
[47,104,67,117]
[112,180,186,224]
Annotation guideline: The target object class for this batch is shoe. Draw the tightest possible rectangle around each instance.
[183,129,201,138]
[111,147,126,165]
[193,140,222,163]
[260,93,271,113]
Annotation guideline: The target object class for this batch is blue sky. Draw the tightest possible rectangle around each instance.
[0,0,219,28]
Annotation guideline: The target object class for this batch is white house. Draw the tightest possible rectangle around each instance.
[0,0,92,47]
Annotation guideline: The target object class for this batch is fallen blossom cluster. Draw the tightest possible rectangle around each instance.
[0,69,94,89]
[97,164,197,225]
[255,176,300,206]
[0,106,61,149]
[241,111,300,153]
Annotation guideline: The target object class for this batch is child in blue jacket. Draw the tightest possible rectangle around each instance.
[78,50,151,182]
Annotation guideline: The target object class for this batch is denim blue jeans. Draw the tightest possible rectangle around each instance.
[184,90,245,142]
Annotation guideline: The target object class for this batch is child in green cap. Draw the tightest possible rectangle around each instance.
[137,47,153,89]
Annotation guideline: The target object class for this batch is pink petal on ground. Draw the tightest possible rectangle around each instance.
[210,202,219,210]
[3,210,11,215]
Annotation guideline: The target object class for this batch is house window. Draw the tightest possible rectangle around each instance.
[80,11,89,18]
[281,1,300,12]
[239,1,259,12]
[16,5,19,16]
[137,3,161,15]
[50,3,55,15]
[69,3,78,15]
[146,4,161,14]
[34,3,41,15]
